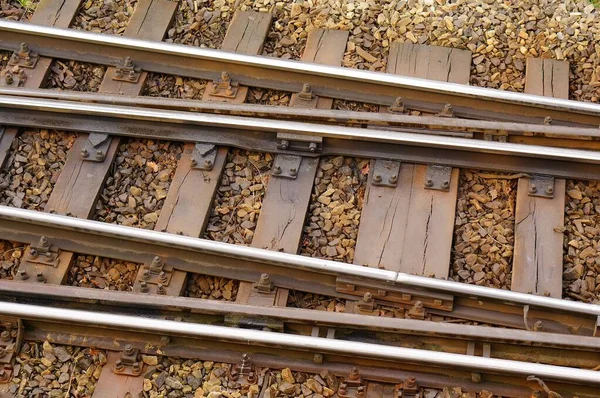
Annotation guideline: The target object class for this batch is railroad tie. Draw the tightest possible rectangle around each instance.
[353,43,470,279]
[237,29,350,307]
[511,58,569,299]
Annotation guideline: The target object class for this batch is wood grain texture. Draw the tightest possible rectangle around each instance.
[354,43,469,277]
[354,164,459,277]
[238,29,348,304]
[0,127,18,169]
[525,58,569,100]
[513,57,569,298]
[156,145,227,236]
[386,42,472,84]
[202,11,272,103]
[22,0,82,89]
[513,178,565,297]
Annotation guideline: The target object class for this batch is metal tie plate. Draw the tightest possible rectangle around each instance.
[191,143,217,170]
[528,174,554,198]
[371,159,400,188]
[81,133,111,162]
[424,165,452,191]
[272,154,302,179]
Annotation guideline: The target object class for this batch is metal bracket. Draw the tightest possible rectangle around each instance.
[523,305,543,332]
[0,317,23,384]
[207,71,239,99]
[277,132,322,153]
[247,273,279,306]
[424,165,452,191]
[8,43,39,69]
[406,301,426,320]
[352,292,378,315]
[528,175,554,199]
[0,68,26,87]
[113,344,142,376]
[338,367,366,398]
[191,143,217,170]
[389,97,405,114]
[227,354,260,388]
[293,83,319,108]
[23,236,60,268]
[467,341,491,382]
[437,103,454,118]
[137,256,174,295]
[113,56,142,83]
[483,133,507,142]
[394,377,422,398]
[527,376,562,398]
[371,159,400,188]
[272,154,302,179]
[81,133,112,162]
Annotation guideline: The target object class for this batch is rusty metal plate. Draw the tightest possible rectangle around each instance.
[191,143,217,170]
[528,174,554,198]
[424,165,452,191]
[81,133,112,162]
[272,154,302,179]
[371,159,400,188]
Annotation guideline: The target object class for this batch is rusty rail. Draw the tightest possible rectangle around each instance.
[1,20,600,125]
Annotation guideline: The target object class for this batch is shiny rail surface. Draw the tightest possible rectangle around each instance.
[1,205,600,335]
[2,20,600,125]
[1,300,599,387]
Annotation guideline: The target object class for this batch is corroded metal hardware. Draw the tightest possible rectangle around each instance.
[467,341,491,383]
[113,344,142,376]
[389,97,405,114]
[208,71,239,99]
[523,305,544,332]
[0,317,23,384]
[424,165,452,191]
[0,67,26,87]
[338,367,366,398]
[311,326,335,364]
[483,133,507,142]
[24,236,60,267]
[406,301,426,320]
[527,376,562,398]
[81,133,111,162]
[277,132,322,153]
[113,56,142,83]
[294,83,318,108]
[190,143,217,170]
[248,273,279,307]
[227,353,260,388]
[356,292,376,313]
[543,116,553,125]
[137,256,174,293]
[272,154,302,179]
[437,103,454,117]
[371,159,401,188]
[224,314,284,332]
[254,273,274,294]
[8,43,39,69]
[528,174,554,199]
[394,376,421,397]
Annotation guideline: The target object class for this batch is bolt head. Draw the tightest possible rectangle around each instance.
[81,149,89,158]
[529,184,537,194]
[289,168,298,176]
[18,270,28,280]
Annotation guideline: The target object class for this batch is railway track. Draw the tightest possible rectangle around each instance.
[0,0,599,396]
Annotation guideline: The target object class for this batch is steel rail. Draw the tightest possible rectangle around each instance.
[3,87,600,141]
[2,206,600,322]
[1,95,599,165]
[1,20,600,125]
[0,300,599,385]
[2,281,599,366]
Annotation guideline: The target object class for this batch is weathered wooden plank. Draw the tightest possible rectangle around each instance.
[202,11,272,104]
[30,0,81,27]
[512,178,566,297]
[354,43,470,277]
[46,137,119,218]
[238,29,348,305]
[524,58,569,100]
[21,0,82,89]
[98,0,177,95]
[512,58,569,298]
[355,164,459,277]
[156,145,227,236]
[0,127,18,169]
[387,42,471,84]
